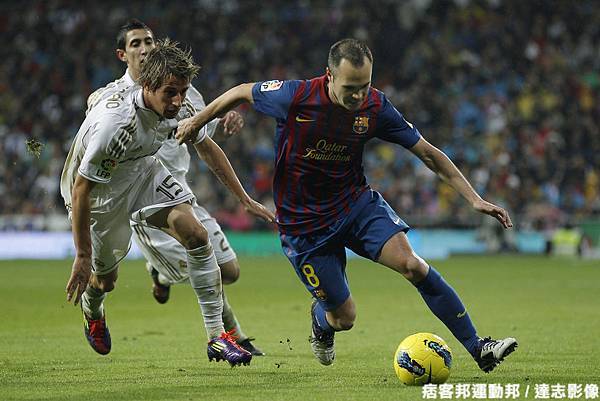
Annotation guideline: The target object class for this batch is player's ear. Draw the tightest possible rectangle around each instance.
[116,48,127,63]
[326,67,333,81]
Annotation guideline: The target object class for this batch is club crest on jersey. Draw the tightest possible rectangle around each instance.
[313,288,328,302]
[353,116,369,134]
[260,80,283,92]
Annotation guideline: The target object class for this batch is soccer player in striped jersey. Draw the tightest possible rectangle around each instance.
[87,19,264,355]
[61,39,274,366]
[176,39,518,373]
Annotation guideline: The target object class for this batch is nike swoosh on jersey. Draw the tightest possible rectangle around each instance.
[295,115,315,122]
[456,310,467,318]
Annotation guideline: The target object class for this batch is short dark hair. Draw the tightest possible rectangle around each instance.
[328,38,373,75]
[116,19,153,50]
[138,38,200,91]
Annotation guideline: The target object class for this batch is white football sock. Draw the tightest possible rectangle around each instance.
[187,243,224,340]
[81,286,105,320]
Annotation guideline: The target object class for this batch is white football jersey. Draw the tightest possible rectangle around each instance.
[60,85,204,210]
[86,69,219,191]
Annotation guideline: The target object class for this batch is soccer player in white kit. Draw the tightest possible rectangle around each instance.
[86,19,264,355]
[61,39,274,366]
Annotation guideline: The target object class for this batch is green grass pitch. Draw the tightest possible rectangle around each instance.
[0,255,598,400]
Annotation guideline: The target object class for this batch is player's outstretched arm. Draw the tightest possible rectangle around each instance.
[177,83,255,144]
[66,175,97,305]
[409,137,513,229]
[193,136,275,224]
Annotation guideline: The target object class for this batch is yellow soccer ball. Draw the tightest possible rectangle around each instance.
[393,332,452,385]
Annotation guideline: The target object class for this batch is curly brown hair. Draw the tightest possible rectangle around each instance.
[138,38,200,91]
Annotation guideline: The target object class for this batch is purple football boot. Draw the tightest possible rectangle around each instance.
[207,331,252,366]
[82,310,111,355]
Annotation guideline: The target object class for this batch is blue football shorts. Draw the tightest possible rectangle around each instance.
[280,190,409,311]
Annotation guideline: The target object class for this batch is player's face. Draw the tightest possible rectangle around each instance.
[117,29,156,79]
[328,57,372,111]
[145,76,190,119]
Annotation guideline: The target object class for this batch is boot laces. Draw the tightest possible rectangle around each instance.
[222,330,247,352]
[481,337,498,353]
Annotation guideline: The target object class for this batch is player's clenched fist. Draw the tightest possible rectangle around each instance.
[176,117,201,144]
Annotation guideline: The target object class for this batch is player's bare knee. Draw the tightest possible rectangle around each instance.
[101,280,116,292]
[329,305,356,331]
[337,318,355,331]
[94,269,118,292]
[329,314,354,331]
[221,269,239,285]
[98,276,117,292]
[220,260,240,284]
[402,254,428,282]
[168,206,209,249]
[182,224,209,250]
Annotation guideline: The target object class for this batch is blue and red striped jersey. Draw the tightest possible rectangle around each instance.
[251,75,421,235]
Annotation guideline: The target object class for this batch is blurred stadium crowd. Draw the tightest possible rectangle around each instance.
[1,0,598,231]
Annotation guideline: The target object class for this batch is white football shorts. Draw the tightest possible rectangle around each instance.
[83,157,194,275]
